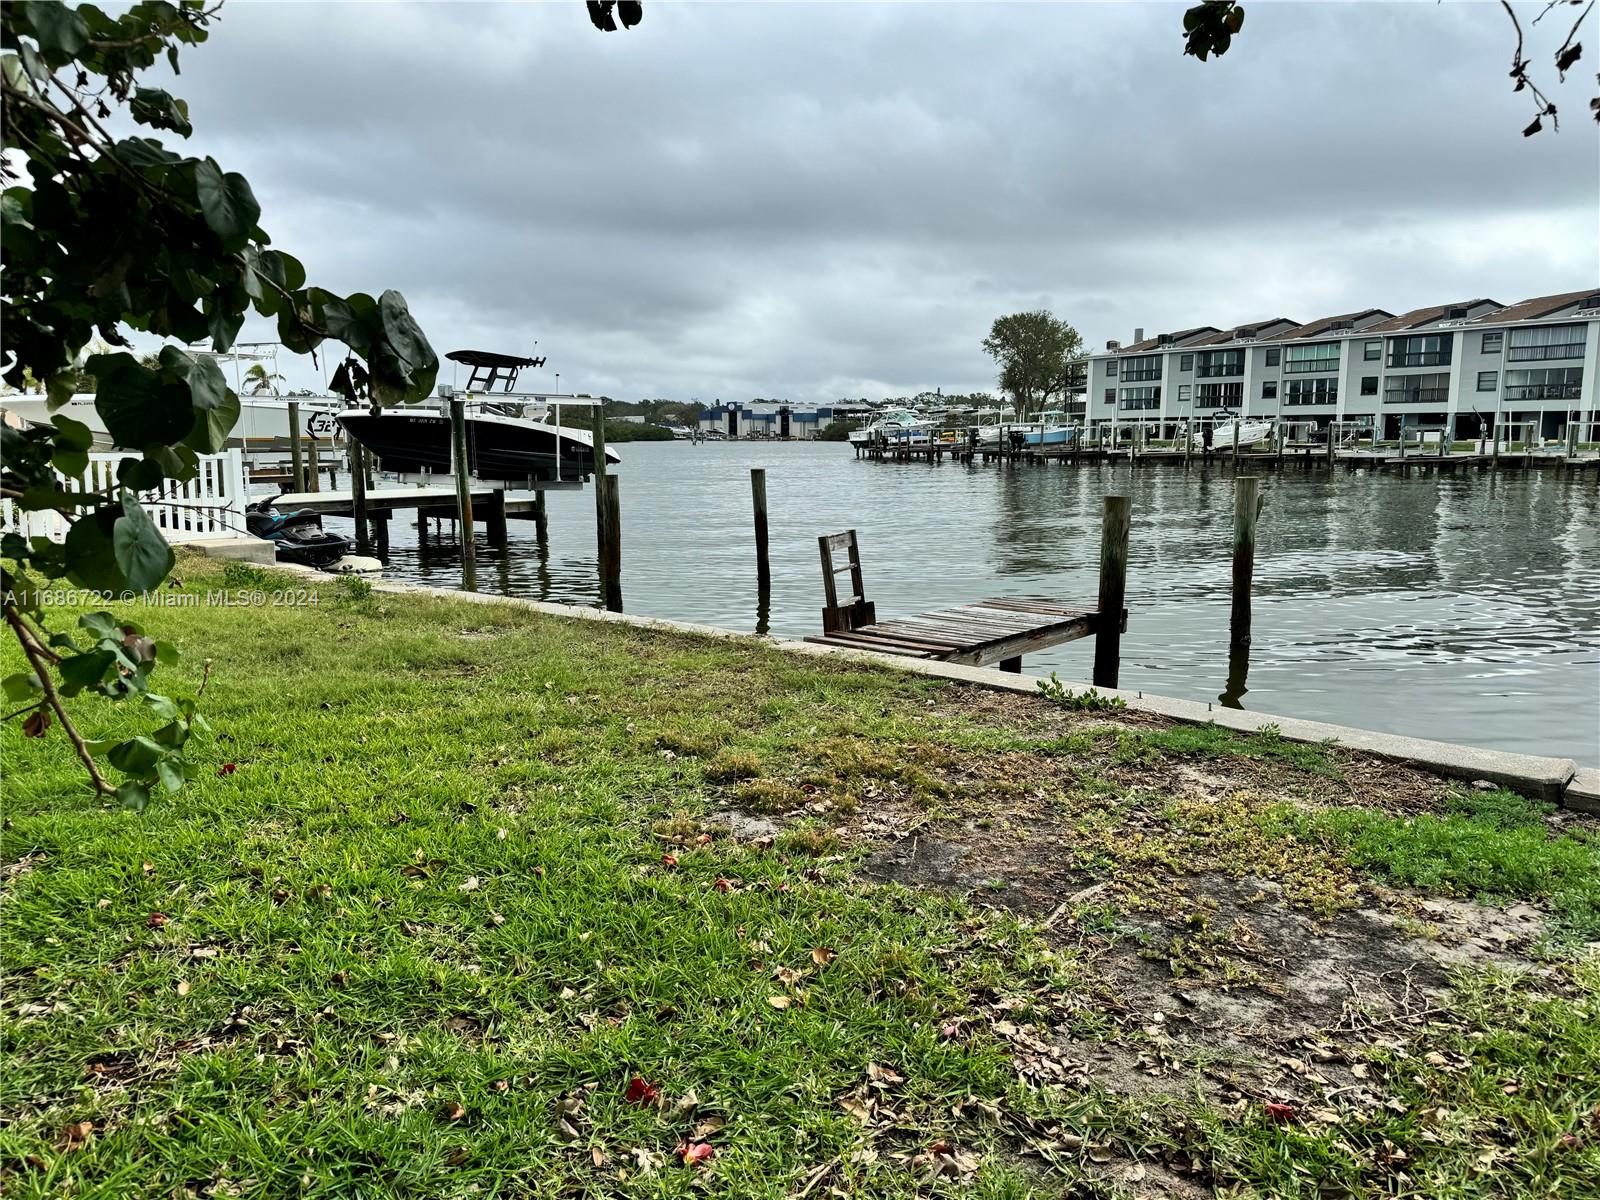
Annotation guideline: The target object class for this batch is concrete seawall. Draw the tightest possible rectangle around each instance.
[261,565,1587,811]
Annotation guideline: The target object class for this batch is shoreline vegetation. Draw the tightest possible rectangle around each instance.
[2,557,1596,1198]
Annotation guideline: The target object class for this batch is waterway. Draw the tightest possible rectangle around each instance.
[338,441,1600,767]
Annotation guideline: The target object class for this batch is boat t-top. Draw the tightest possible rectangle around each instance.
[336,350,621,485]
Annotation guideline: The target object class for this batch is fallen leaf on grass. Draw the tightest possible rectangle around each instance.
[713,877,734,893]
[866,1063,903,1086]
[766,995,792,1010]
[839,1096,875,1124]
[625,1077,660,1106]
[440,1101,467,1122]
[458,876,480,893]
[630,1147,661,1174]
[147,912,168,928]
[676,1140,714,1167]
[590,1146,606,1167]
[693,1115,726,1138]
[176,980,190,996]
[811,947,836,965]
[188,945,220,959]
[660,853,678,867]
[1264,1101,1296,1124]
[446,1145,470,1166]
[58,1121,93,1151]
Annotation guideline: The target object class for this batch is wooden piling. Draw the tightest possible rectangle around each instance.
[751,467,771,595]
[350,441,371,556]
[288,401,306,493]
[1230,476,1262,650]
[591,399,609,567]
[486,487,508,549]
[1231,418,1240,466]
[306,428,322,493]
[449,399,477,588]
[532,490,549,543]
[1092,495,1130,690]
[599,474,622,612]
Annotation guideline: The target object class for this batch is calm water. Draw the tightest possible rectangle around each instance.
[332,442,1600,766]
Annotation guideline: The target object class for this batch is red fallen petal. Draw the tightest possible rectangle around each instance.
[676,1140,714,1165]
[217,763,237,776]
[694,833,713,845]
[1264,1101,1296,1124]
[660,853,678,867]
[713,878,733,893]
[800,783,817,794]
[625,1076,660,1106]
[147,912,168,928]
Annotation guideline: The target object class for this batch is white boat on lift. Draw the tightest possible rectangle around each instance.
[1207,413,1276,449]
[847,407,933,447]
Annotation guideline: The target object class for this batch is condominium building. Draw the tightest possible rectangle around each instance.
[1076,288,1600,440]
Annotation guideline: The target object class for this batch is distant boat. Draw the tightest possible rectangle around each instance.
[1208,414,1275,449]
[848,408,932,446]
[1018,409,1079,447]
[337,350,620,484]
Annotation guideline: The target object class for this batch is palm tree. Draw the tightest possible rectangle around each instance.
[242,362,284,396]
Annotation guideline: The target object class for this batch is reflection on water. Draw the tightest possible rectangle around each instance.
[335,442,1600,766]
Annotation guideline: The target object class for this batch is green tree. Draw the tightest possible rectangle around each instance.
[242,362,284,396]
[981,311,1083,418]
[0,1,446,807]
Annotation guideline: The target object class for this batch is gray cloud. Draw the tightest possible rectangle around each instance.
[145,1,1597,401]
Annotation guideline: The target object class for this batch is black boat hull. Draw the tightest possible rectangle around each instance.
[338,412,616,483]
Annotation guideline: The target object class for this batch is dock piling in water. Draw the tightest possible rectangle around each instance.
[288,401,306,493]
[449,399,477,589]
[1093,495,1130,689]
[306,428,322,494]
[1231,476,1262,650]
[350,441,371,556]
[599,474,622,612]
[751,467,771,596]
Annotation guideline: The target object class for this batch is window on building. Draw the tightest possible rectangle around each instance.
[1506,324,1585,361]
[1481,331,1503,354]
[1179,353,1194,372]
[1477,370,1498,392]
[1194,381,1244,408]
[1386,333,1453,368]
[1195,349,1244,378]
[1503,367,1583,401]
[1106,360,1117,378]
[1119,386,1161,411]
[1383,372,1451,405]
[1177,384,1191,401]
[1283,342,1341,374]
[1261,381,1277,399]
[1265,348,1281,367]
[1104,387,1116,404]
[1361,376,1378,396]
[1120,354,1162,382]
[1363,340,1381,361]
[1283,378,1338,406]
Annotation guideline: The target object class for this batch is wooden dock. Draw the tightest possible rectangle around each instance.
[272,485,571,518]
[803,526,1128,679]
[852,436,1600,473]
[804,596,1112,671]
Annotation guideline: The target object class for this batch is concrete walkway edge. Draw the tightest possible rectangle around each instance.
[270,564,1586,806]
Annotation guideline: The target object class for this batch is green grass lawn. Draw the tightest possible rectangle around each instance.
[2,559,1596,1199]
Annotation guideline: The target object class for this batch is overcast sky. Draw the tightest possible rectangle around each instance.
[154,1,1598,403]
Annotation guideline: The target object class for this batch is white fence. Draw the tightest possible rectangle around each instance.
[1,448,248,544]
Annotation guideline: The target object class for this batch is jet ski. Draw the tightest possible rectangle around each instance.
[245,498,354,569]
